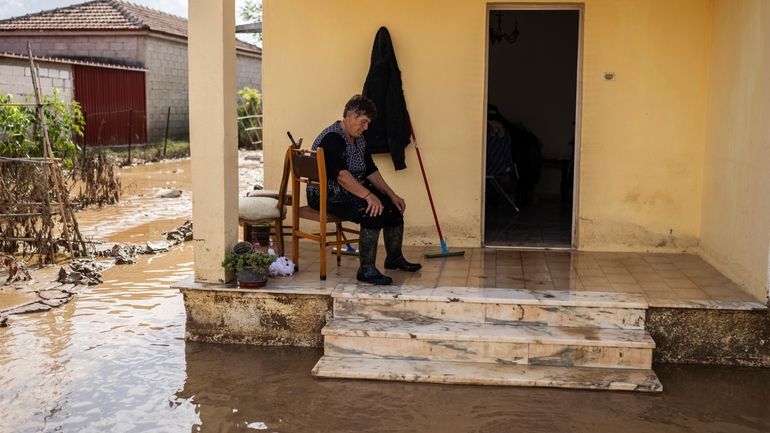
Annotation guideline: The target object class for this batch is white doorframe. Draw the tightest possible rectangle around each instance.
[481,3,584,249]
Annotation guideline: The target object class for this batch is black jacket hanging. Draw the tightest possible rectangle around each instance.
[362,26,411,171]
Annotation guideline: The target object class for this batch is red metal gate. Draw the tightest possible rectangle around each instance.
[72,65,147,146]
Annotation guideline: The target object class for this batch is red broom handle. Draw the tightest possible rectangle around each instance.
[410,124,445,241]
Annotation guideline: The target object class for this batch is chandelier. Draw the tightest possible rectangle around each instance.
[490,12,520,45]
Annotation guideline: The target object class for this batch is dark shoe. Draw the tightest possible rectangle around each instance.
[384,256,422,272]
[357,227,393,285]
[357,265,393,285]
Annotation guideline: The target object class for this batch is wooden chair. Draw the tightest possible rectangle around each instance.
[289,148,359,280]
[238,147,292,255]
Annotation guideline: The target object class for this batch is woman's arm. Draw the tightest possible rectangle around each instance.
[366,171,405,213]
[338,170,385,217]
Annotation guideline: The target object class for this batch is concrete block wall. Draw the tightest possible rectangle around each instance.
[0,58,73,102]
[0,35,144,66]
[144,35,262,143]
[144,36,189,142]
[237,54,261,91]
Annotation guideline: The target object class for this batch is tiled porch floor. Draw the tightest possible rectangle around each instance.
[268,242,766,310]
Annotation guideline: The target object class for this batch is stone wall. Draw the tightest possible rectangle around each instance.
[0,35,144,66]
[0,58,73,102]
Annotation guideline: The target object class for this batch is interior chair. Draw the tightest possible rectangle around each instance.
[289,148,359,280]
[238,147,292,255]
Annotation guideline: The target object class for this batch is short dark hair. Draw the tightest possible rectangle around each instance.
[343,94,377,120]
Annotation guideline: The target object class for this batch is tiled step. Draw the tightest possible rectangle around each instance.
[333,285,648,329]
[311,356,663,392]
[323,318,654,369]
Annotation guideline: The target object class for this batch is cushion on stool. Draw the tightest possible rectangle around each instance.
[239,197,281,221]
[246,189,293,203]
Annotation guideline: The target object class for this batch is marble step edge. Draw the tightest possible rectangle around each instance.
[333,284,649,309]
[322,318,656,349]
[311,356,663,393]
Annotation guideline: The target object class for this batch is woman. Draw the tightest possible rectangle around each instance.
[307,95,421,285]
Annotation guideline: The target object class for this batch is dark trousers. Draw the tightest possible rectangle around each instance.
[307,181,403,229]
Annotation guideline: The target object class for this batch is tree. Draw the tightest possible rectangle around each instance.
[239,0,263,41]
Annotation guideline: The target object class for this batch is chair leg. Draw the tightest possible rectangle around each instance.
[336,222,342,266]
[274,220,284,256]
[320,223,327,280]
[292,233,299,272]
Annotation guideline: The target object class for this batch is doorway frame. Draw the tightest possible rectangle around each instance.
[481,3,584,250]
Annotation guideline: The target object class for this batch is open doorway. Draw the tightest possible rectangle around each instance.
[484,7,581,248]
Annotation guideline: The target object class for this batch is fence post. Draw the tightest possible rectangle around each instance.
[127,109,133,165]
[163,106,171,159]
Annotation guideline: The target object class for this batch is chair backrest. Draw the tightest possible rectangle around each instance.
[290,148,326,186]
[275,147,292,210]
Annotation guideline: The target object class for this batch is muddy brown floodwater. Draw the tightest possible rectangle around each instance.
[1,153,769,433]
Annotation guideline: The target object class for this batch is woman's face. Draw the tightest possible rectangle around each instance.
[344,112,372,138]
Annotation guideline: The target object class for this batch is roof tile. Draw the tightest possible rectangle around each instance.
[0,0,260,54]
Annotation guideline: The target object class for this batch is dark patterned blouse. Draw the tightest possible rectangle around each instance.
[307,121,378,204]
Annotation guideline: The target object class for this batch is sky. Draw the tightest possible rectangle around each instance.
[0,0,261,46]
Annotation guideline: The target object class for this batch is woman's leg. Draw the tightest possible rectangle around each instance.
[324,194,392,285]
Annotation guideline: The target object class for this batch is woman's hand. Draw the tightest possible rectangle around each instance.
[364,193,384,217]
[390,194,406,214]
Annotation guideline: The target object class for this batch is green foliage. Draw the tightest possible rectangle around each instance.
[222,242,276,273]
[239,0,263,41]
[239,0,262,22]
[237,86,262,148]
[0,90,84,167]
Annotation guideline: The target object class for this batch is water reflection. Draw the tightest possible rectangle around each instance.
[178,342,770,433]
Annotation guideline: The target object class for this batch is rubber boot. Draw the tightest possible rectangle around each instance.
[383,224,422,272]
[356,227,393,285]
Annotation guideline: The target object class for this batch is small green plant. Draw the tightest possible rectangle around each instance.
[0,89,84,168]
[237,86,262,148]
[222,244,276,273]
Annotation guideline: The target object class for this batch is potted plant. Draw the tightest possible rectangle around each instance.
[222,241,276,288]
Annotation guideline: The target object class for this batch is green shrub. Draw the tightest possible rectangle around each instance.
[0,89,84,168]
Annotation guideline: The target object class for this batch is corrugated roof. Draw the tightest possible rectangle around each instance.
[0,0,261,55]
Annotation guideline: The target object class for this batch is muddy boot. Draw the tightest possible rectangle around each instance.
[383,224,422,272]
[356,227,393,285]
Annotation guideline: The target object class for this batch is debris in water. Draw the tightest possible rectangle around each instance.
[165,220,193,243]
[1,253,32,285]
[58,259,112,285]
[154,188,183,198]
[7,302,52,314]
[246,422,268,430]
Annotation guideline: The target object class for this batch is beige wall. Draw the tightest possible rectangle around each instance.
[699,0,770,301]
[262,0,711,250]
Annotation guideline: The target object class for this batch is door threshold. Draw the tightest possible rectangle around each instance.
[483,245,575,251]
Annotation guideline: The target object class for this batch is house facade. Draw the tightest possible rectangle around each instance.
[0,0,262,145]
[258,0,769,302]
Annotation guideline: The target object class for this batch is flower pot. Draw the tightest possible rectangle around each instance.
[237,266,268,289]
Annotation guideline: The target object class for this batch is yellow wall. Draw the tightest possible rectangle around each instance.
[262,0,711,250]
[699,0,770,301]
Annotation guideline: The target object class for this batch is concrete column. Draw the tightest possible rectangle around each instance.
[188,0,238,283]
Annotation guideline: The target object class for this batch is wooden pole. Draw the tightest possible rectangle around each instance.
[27,45,85,260]
[163,106,171,159]
[127,109,133,165]
[27,46,74,261]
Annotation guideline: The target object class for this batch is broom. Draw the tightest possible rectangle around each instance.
[410,124,465,259]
